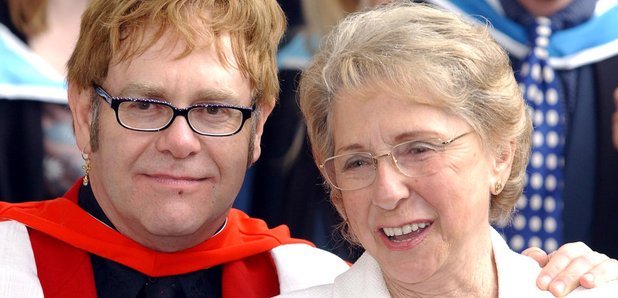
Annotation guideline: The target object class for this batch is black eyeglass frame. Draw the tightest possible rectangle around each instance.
[94,84,254,137]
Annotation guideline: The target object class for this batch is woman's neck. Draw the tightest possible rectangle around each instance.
[386,228,498,298]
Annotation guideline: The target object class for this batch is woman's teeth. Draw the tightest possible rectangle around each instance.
[383,222,431,237]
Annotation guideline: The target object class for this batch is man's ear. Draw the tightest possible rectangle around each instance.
[491,140,516,194]
[68,83,92,153]
[250,101,274,164]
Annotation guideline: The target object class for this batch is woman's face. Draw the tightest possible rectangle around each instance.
[330,89,501,288]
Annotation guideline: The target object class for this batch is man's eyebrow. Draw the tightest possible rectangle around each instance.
[118,83,165,98]
[194,89,240,101]
[119,84,240,102]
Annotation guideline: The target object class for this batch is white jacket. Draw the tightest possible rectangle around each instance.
[280,227,618,297]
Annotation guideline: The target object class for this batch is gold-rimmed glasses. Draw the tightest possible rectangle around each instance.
[320,131,473,191]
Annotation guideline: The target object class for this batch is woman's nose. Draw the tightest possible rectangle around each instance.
[371,156,410,210]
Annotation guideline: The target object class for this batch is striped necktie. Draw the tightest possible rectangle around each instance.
[507,17,565,252]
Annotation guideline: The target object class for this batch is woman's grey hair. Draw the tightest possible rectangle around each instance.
[299,1,532,243]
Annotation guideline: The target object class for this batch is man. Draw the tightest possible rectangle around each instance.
[0,1,616,297]
[0,1,348,297]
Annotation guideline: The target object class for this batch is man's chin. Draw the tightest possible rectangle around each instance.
[140,222,210,251]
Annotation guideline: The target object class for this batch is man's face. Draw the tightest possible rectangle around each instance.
[517,0,572,16]
[70,29,269,252]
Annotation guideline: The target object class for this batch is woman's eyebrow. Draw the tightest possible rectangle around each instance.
[334,130,443,155]
[393,131,441,144]
[334,143,366,156]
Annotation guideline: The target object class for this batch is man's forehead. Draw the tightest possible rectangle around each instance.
[114,24,235,65]
[103,27,251,103]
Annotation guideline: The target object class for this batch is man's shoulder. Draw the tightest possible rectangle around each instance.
[0,219,30,240]
[227,209,313,246]
[270,243,350,294]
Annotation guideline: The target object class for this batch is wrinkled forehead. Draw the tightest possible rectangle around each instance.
[124,27,227,59]
[328,78,473,139]
[333,78,449,108]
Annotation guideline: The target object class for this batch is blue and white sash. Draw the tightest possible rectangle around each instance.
[427,0,618,70]
[0,23,67,104]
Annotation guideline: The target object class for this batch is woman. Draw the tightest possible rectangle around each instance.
[284,2,617,297]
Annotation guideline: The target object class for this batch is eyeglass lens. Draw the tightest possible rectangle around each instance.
[323,135,468,190]
[118,101,245,135]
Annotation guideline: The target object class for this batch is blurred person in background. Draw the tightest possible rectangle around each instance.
[0,0,87,202]
[251,0,363,261]
[422,0,618,259]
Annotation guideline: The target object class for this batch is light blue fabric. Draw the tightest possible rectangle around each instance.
[430,0,618,65]
[429,0,615,253]
[277,33,314,71]
[0,23,66,103]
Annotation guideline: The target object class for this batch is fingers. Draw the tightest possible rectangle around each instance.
[612,88,618,150]
[578,257,618,289]
[536,242,585,295]
[523,246,549,267]
[536,242,587,292]
[536,242,611,297]
[549,251,608,297]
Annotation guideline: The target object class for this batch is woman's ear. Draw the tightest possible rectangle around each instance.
[68,83,92,153]
[491,140,516,195]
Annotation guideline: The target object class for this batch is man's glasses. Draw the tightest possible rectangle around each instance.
[320,131,473,191]
[94,85,254,137]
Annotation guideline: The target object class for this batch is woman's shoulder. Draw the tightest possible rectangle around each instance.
[277,251,390,297]
[270,243,350,294]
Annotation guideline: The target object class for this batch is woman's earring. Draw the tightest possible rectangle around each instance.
[81,150,91,186]
[494,180,503,195]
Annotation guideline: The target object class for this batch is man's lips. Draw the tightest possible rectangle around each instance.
[143,174,208,185]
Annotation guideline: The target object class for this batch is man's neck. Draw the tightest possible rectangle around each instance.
[78,184,227,252]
